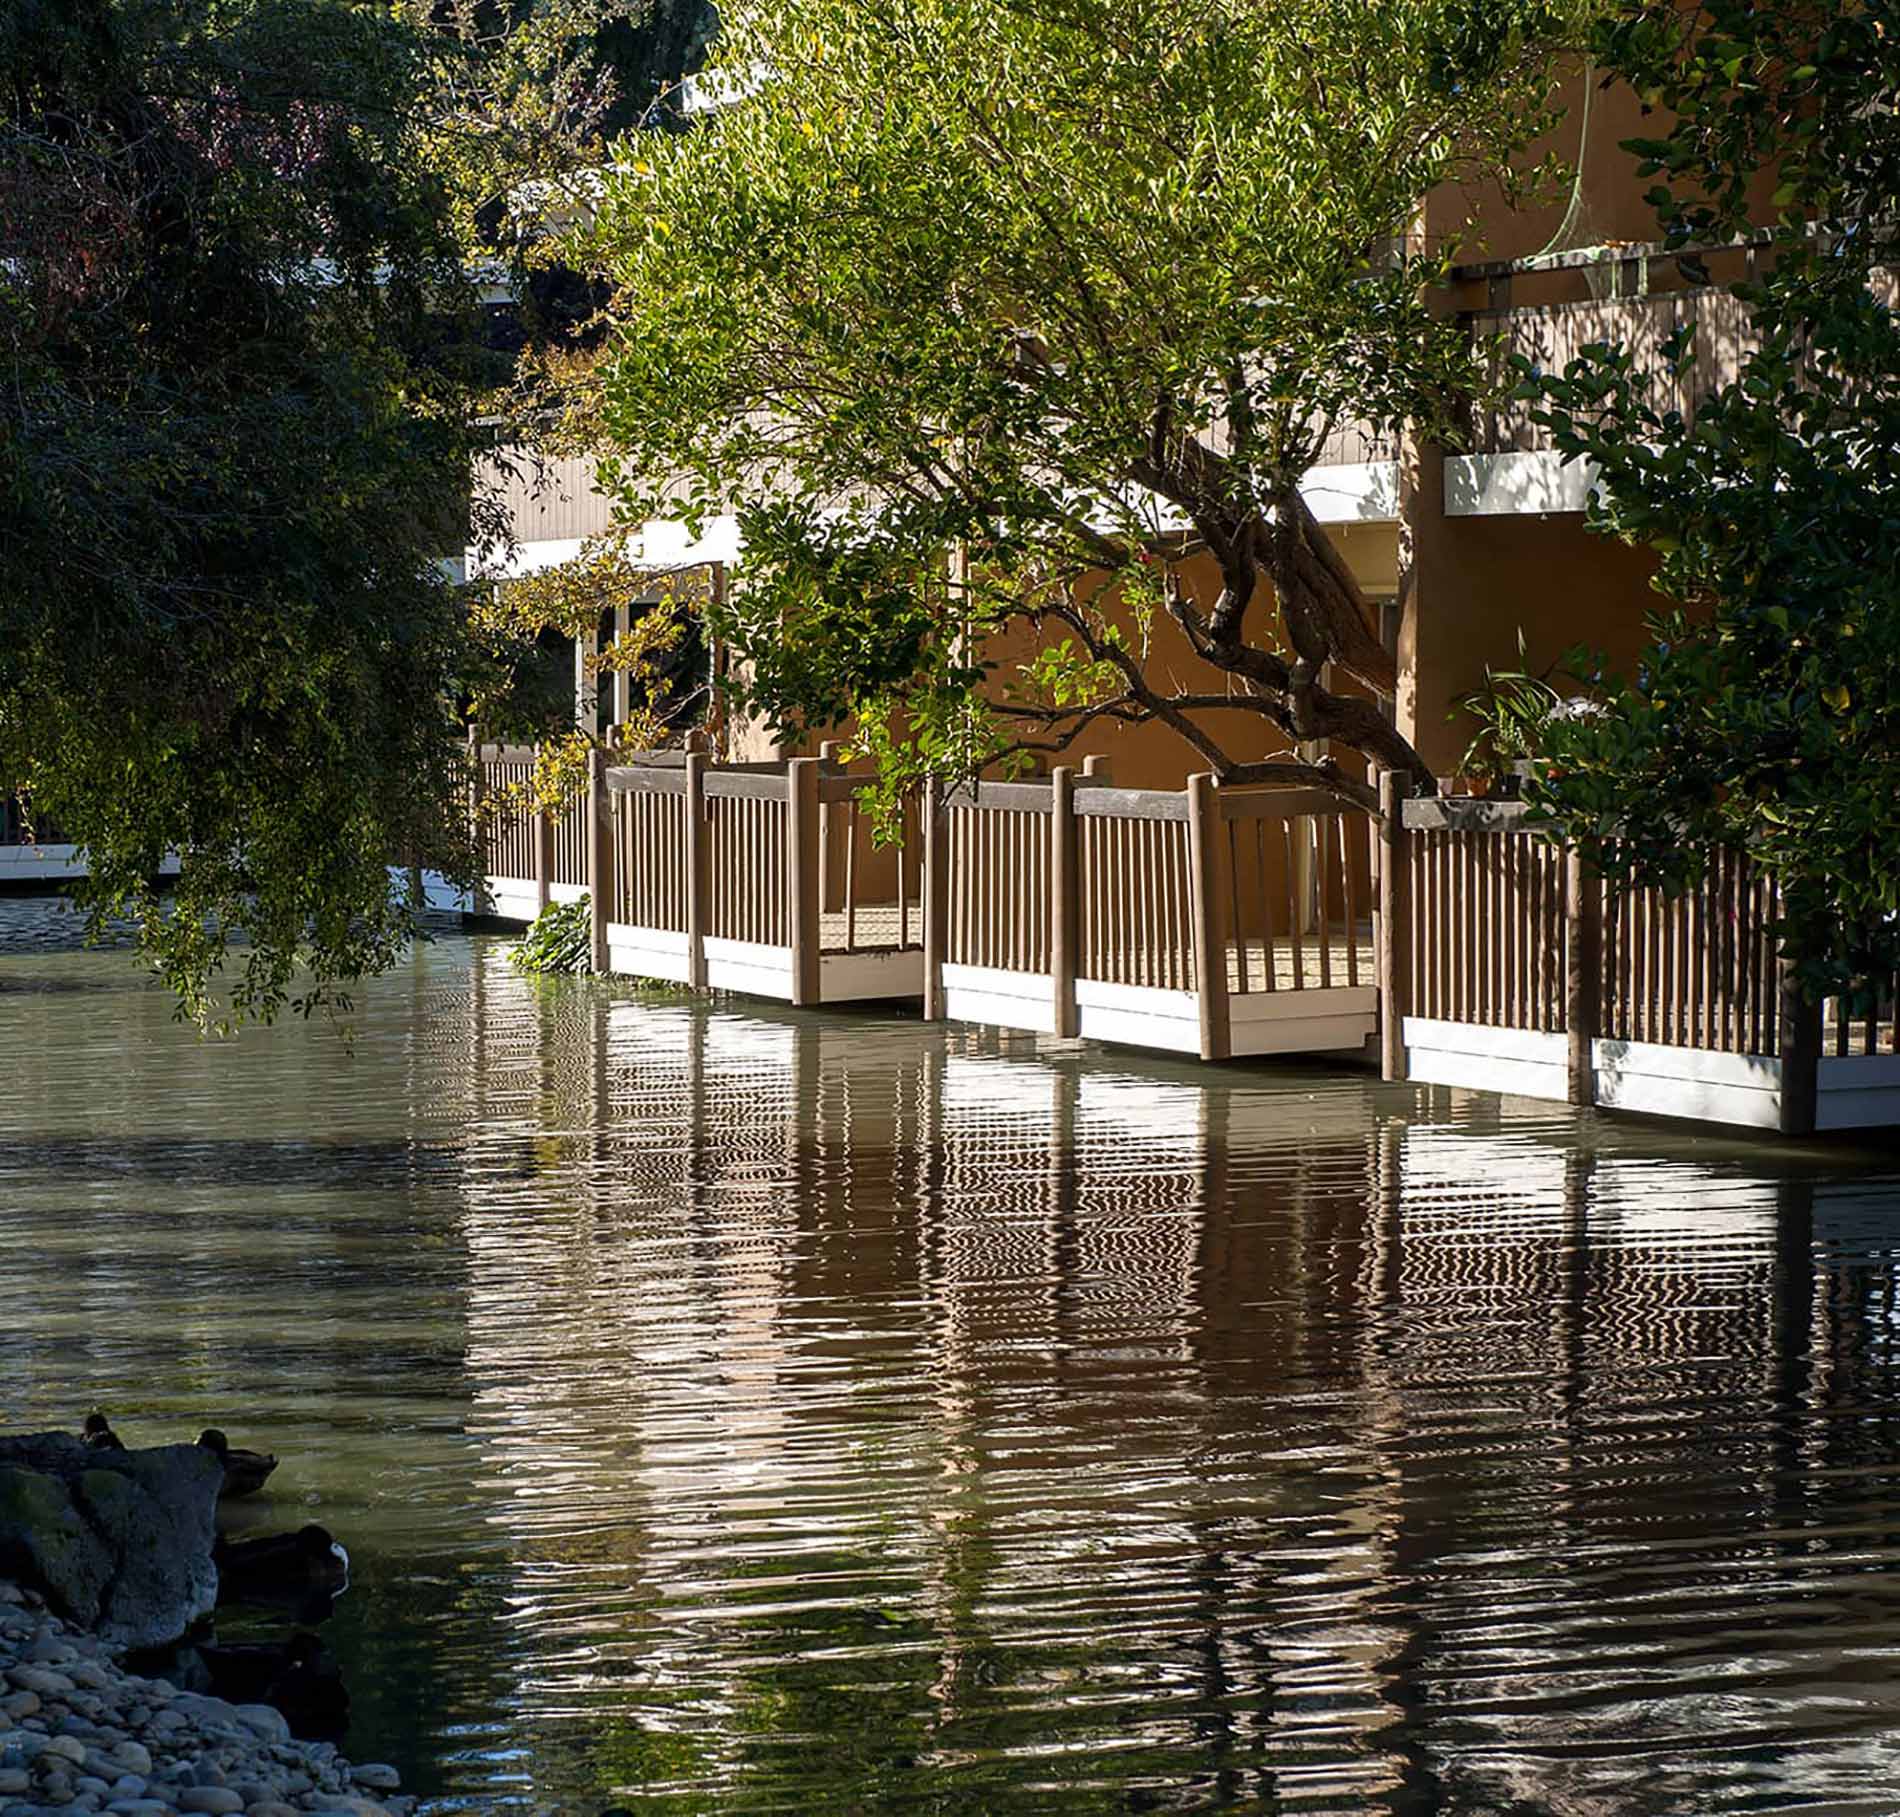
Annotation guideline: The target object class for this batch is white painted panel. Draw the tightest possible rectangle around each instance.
[1232,985,1377,1027]
[820,948,924,1003]
[1406,1046,1571,1102]
[1595,1066,1782,1130]
[704,935,793,1000]
[0,844,180,881]
[0,844,86,880]
[1403,1016,1569,1068]
[1816,1088,1900,1133]
[1594,1037,1782,1092]
[605,924,691,985]
[1075,976,1198,1019]
[1075,1000,1202,1053]
[483,882,539,925]
[943,988,1058,1035]
[940,963,1055,1034]
[1230,1012,1374,1058]
[1819,1053,1900,1092]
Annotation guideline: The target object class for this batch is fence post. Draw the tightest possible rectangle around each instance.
[1778,956,1821,1136]
[685,750,708,990]
[1187,773,1231,1062]
[1082,754,1112,784]
[587,745,610,975]
[923,779,948,1021]
[816,738,844,915]
[1565,843,1601,1106]
[466,728,488,917]
[534,793,554,918]
[788,757,821,1006]
[1378,771,1411,1082]
[1050,766,1079,1037]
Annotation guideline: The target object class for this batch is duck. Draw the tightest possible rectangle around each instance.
[81,1411,126,1452]
[196,1427,278,1499]
[196,1632,349,1741]
[214,1524,349,1603]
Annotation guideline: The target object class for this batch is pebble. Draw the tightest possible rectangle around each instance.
[8,1665,75,1696]
[177,1791,244,1815]
[0,1583,404,1817]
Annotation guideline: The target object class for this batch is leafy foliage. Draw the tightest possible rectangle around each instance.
[1513,0,1900,989]
[510,892,594,972]
[0,0,671,1026]
[584,0,1587,809]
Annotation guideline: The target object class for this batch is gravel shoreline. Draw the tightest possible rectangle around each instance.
[0,1581,415,1817]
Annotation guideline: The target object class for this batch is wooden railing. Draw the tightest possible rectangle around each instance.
[1825,968,1900,1060]
[1385,789,1897,1133]
[927,768,1376,1060]
[475,743,589,910]
[1405,812,1569,1033]
[1601,850,1781,1057]
[597,751,923,1000]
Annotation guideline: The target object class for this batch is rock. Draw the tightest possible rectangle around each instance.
[233,1706,289,1746]
[0,1773,25,1797]
[103,1745,148,1779]
[178,1789,245,1815]
[0,1437,221,1649]
[247,1804,302,1817]
[40,1737,87,1767]
[349,1767,399,1792]
[7,1667,73,1697]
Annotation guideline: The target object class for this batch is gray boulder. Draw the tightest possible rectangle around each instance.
[0,1433,221,1648]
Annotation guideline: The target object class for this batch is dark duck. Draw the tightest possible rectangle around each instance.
[81,1412,126,1452]
[196,1632,349,1741]
[215,1524,350,1603]
[196,1427,278,1499]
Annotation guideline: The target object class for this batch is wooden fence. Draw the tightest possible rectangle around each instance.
[1385,790,1900,1135]
[926,767,1376,1060]
[474,743,589,917]
[596,750,923,1005]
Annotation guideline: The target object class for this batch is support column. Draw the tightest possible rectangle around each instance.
[685,750,708,990]
[575,621,599,736]
[923,780,949,1021]
[1778,957,1821,1136]
[534,797,554,917]
[1565,844,1601,1106]
[587,745,610,975]
[788,757,821,1006]
[611,602,631,729]
[1378,770,1411,1082]
[1050,766,1078,1038]
[1187,773,1231,1062]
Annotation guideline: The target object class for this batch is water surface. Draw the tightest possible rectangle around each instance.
[3,898,1900,1813]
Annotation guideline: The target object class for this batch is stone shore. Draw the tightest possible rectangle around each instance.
[0,1582,414,1817]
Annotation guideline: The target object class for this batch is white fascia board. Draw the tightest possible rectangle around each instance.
[1445,450,1600,517]
[1299,460,1400,525]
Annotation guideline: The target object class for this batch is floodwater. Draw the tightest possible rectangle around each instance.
[3,897,1900,1814]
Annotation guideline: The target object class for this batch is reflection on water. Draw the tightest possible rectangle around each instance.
[2,904,1900,1813]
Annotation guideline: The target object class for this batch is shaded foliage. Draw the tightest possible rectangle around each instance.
[1511,0,1900,991]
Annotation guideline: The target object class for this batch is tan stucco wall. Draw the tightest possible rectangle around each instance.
[1399,504,1661,777]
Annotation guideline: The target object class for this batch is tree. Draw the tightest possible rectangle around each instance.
[0,0,637,1025]
[1506,0,1900,990]
[582,0,1585,813]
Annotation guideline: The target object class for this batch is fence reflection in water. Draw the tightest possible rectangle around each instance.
[451,947,1900,1813]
